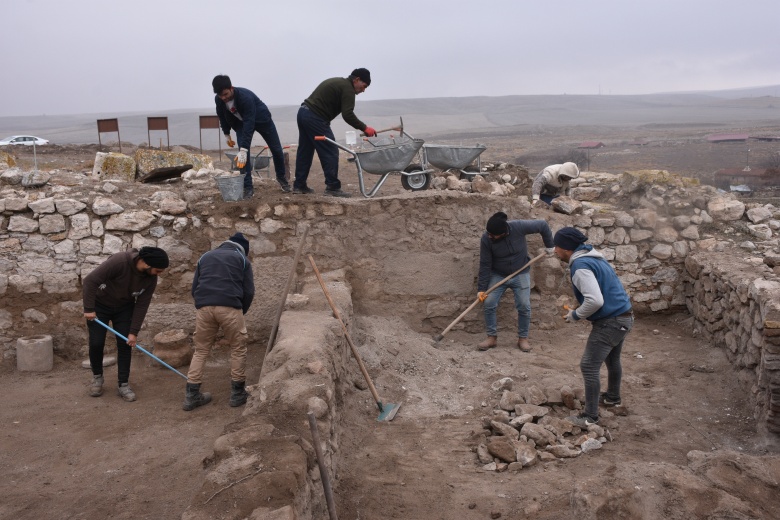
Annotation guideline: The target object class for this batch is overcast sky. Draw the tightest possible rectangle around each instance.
[2,0,779,117]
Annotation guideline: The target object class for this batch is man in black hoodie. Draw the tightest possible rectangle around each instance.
[183,232,255,411]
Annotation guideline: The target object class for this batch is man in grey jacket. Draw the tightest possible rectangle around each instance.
[477,212,554,352]
[183,232,255,411]
[531,162,580,206]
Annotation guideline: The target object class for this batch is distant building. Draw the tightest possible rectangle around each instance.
[752,135,780,142]
[707,133,749,143]
[712,167,780,189]
[578,141,605,149]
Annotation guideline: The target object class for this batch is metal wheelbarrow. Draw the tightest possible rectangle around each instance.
[315,129,434,198]
[421,143,487,179]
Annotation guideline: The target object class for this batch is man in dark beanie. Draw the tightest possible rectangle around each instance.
[292,68,377,198]
[184,232,255,411]
[83,246,169,402]
[553,226,633,427]
[477,212,554,352]
[212,74,290,198]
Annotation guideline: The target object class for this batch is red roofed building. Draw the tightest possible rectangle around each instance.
[578,141,605,149]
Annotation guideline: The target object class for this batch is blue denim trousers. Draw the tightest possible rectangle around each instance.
[294,106,341,190]
[233,120,287,192]
[580,315,633,419]
[483,271,531,338]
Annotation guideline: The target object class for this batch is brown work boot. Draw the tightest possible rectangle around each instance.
[517,338,532,352]
[478,336,497,351]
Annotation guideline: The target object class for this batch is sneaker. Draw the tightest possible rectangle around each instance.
[565,413,599,428]
[517,338,532,352]
[293,186,314,194]
[324,188,352,198]
[599,392,622,406]
[89,374,104,397]
[117,383,137,402]
[279,181,292,193]
[477,337,497,351]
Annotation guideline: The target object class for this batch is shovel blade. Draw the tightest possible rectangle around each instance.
[377,402,401,422]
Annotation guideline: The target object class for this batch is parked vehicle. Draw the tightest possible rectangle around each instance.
[0,135,50,146]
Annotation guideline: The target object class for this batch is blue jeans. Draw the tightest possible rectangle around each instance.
[231,119,287,192]
[580,315,633,419]
[294,105,341,190]
[483,272,531,338]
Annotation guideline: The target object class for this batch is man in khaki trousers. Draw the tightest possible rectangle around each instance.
[184,232,255,411]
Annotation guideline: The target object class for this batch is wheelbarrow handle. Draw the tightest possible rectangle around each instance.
[315,136,326,141]
[91,318,188,379]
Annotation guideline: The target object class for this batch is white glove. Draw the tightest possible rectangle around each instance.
[236,148,248,168]
[564,309,577,323]
[545,247,555,256]
[225,134,235,148]
[531,199,539,207]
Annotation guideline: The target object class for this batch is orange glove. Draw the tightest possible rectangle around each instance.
[478,292,487,302]
[225,134,235,148]
[364,126,377,137]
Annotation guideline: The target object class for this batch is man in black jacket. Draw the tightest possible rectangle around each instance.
[83,246,169,402]
[213,74,289,197]
[477,212,554,352]
[183,233,255,411]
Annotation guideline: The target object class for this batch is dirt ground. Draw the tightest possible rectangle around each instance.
[3,125,780,519]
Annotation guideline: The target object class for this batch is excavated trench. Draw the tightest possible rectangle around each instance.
[2,173,780,519]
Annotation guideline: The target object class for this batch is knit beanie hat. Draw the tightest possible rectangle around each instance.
[486,212,508,235]
[138,246,169,269]
[351,68,371,86]
[559,162,580,180]
[228,232,250,255]
[553,227,588,251]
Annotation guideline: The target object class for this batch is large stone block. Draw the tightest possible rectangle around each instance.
[93,152,136,181]
[135,149,214,176]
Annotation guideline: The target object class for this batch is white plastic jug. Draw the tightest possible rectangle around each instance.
[345,131,357,147]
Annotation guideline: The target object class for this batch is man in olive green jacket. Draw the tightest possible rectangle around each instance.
[293,68,377,198]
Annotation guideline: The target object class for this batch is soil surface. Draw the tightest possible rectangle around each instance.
[3,124,780,519]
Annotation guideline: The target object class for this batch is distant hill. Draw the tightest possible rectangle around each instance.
[1,86,778,148]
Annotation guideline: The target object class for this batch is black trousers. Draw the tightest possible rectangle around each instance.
[87,302,134,385]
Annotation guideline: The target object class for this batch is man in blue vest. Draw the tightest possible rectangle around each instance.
[213,75,289,198]
[554,227,633,427]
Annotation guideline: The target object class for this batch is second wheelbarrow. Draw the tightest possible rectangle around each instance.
[421,143,487,179]
[315,132,434,198]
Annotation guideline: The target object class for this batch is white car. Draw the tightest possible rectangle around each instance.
[0,135,50,146]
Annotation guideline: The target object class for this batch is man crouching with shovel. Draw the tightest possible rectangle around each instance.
[476,212,554,352]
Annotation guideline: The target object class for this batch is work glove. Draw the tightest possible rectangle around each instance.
[564,309,577,323]
[477,292,487,303]
[545,247,555,256]
[236,148,248,168]
[364,126,377,137]
[531,198,540,207]
[225,134,235,148]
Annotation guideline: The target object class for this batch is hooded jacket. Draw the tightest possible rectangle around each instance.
[567,245,631,321]
[531,162,579,200]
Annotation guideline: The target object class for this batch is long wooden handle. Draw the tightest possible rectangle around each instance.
[264,227,309,359]
[434,252,546,342]
[308,255,384,409]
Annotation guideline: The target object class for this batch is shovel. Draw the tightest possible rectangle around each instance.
[433,252,546,343]
[308,255,401,422]
[92,318,188,380]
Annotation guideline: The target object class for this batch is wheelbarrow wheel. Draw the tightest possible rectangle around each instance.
[401,164,431,191]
